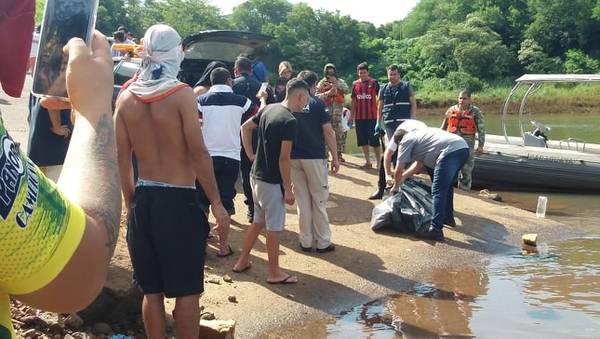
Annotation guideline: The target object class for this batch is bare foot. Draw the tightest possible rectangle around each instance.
[233,260,251,273]
[216,245,234,258]
[267,271,298,284]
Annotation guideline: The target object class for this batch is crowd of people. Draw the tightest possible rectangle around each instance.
[0,2,487,335]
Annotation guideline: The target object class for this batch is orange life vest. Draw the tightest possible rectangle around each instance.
[319,80,345,105]
[447,107,476,135]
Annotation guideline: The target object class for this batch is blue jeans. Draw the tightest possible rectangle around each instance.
[431,148,469,230]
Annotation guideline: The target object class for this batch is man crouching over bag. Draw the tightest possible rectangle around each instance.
[386,122,468,241]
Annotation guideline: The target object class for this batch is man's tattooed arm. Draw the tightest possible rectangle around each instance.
[58,112,122,258]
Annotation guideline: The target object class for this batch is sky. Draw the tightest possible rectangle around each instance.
[208,0,419,26]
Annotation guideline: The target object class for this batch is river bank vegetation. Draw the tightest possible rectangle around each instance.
[36,0,600,107]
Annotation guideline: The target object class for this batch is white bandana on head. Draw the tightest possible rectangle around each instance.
[128,24,188,102]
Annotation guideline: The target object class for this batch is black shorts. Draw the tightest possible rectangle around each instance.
[355,119,381,147]
[127,186,209,298]
[196,156,240,215]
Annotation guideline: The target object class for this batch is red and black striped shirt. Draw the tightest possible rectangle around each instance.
[351,78,380,120]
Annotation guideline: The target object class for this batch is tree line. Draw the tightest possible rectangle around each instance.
[37,0,600,92]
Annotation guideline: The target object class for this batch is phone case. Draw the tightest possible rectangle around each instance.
[31,0,99,99]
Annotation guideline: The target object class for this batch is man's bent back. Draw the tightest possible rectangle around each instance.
[114,24,227,339]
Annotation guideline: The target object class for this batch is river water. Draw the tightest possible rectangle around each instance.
[273,237,600,338]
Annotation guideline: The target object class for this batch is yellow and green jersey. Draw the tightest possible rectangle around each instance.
[0,118,85,338]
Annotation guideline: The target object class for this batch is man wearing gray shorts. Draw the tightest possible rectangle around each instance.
[233,79,310,284]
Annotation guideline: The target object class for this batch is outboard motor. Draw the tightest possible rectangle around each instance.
[523,121,550,147]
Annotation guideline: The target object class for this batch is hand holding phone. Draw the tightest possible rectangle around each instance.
[257,82,269,100]
[63,32,114,115]
[259,82,269,94]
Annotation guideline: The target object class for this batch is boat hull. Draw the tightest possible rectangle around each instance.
[473,151,600,192]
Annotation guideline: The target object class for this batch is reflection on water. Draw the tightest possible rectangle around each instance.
[388,268,486,338]
[496,191,600,230]
[471,238,600,338]
[266,238,600,338]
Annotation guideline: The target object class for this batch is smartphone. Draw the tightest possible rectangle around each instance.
[259,82,269,93]
[32,0,99,99]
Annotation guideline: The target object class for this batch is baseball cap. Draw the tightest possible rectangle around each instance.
[0,0,35,98]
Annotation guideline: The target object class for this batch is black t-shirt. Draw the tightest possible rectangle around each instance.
[251,104,298,184]
[291,96,330,159]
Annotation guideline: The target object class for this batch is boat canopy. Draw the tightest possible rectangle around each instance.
[516,74,600,83]
[502,74,600,143]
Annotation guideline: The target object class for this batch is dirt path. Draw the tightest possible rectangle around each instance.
[1,78,582,338]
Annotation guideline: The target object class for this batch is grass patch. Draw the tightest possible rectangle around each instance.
[416,82,600,112]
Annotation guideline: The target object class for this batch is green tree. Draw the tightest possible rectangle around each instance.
[35,0,45,26]
[518,39,563,73]
[157,0,228,38]
[525,0,598,56]
[401,0,475,38]
[413,16,512,81]
[97,0,144,36]
[230,0,292,33]
[564,49,600,73]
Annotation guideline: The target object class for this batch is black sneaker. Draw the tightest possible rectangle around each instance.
[300,244,312,252]
[368,189,384,200]
[316,244,335,253]
[416,225,445,241]
[247,210,254,223]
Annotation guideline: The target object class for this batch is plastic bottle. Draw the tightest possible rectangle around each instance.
[536,196,548,218]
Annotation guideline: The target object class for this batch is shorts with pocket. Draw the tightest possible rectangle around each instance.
[127,185,209,298]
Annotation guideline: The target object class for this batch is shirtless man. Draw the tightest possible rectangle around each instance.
[115,25,228,339]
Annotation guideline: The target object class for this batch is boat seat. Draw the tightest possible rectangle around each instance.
[523,132,547,147]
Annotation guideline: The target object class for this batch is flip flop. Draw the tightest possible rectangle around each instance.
[267,274,298,285]
[232,262,251,273]
[217,245,234,258]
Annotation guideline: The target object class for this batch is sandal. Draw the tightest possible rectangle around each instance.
[267,274,298,285]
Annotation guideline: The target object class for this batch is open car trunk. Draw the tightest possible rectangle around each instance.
[112,30,272,105]
[178,30,272,86]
